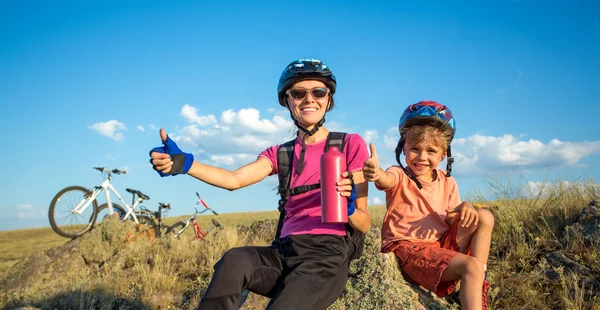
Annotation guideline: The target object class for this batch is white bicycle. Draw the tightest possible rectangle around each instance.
[48,167,150,238]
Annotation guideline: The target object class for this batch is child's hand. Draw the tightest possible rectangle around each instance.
[459,202,479,228]
[363,143,380,182]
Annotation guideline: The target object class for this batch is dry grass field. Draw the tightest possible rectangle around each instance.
[1,175,599,309]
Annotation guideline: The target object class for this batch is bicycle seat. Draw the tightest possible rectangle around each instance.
[159,203,171,209]
[212,219,223,229]
[126,188,150,200]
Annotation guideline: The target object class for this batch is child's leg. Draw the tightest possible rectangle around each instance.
[440,253,485,310]
[456,209,495,265]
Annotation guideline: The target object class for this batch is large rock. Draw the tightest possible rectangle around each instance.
[564,200,600,246]
[240,225,456,310]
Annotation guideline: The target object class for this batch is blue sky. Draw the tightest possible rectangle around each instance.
[1,0,598,231]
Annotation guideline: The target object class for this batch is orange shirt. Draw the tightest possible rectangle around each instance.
[378,166,461,248]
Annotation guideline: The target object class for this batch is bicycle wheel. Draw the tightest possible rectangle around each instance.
[96,203,127,222]
[49,186,98,238]
[136,214,159,238]
[165,221,186,237]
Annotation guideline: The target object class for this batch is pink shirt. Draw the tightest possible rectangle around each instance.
[259,134,368,237]
[378,167,461,247]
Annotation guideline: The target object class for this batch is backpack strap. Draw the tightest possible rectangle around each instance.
[274,132,347,239]
[275,139,295,239]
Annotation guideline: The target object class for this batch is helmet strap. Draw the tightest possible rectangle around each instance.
[395,139,423,190]
[293,117,326,175]
[446,146,454,177]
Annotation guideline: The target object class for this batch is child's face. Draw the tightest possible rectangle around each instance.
[403,134,446,182]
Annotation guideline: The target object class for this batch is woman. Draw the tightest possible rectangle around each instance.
[150,58,370,310]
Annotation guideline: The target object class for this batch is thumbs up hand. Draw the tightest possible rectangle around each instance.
[363,143,380,182]
[149,128,194,177]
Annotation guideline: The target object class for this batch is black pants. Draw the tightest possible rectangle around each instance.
[197,234,350,310]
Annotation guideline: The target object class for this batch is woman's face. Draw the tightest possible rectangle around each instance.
[285,80,330,129]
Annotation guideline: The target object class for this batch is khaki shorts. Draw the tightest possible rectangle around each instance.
[382,221,469,297]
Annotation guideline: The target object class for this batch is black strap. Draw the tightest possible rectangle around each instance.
[275,140,295,239]
[274,132,347,239]
[446,146,454,177]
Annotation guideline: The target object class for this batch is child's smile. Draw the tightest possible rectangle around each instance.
[403,136,446,182]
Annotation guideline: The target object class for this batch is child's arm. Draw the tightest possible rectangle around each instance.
[446,201,478,228]
[363,143,396,190]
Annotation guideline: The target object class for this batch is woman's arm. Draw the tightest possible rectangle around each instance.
[346,170,371,233]
[186,156,273,191]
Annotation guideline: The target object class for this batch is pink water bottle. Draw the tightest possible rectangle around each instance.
[320,146,348,223]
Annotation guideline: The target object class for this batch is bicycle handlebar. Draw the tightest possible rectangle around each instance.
[93,167,127,175]
[195,192,218,215]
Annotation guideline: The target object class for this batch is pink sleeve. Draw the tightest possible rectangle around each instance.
[258,145,279,176]
[344,134,369,173]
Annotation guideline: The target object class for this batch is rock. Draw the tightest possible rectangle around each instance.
[240,226,457,310]
[564,200,600,246]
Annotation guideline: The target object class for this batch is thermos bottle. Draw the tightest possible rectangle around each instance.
[320,146,348,223]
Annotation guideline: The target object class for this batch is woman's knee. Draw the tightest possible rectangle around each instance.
[215,247,255,273]
[477,208,495,229]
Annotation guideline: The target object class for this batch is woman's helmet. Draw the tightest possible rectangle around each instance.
[276,58,337,175]
[395,101,457,187]
[277,58,337,107]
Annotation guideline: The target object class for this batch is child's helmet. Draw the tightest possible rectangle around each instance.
[398,101,456,140]
[395,100,457,186]
[277,58,337,107]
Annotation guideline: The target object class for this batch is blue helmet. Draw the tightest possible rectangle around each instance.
[398,101,456,139]
[395,100,457,180]
[277,58,337,107]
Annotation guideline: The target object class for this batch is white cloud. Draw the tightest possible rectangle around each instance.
[89,120,127,141]
[170,105,600,175]
[209,154,256,166]
[18,204,32,210]
[181,104,218,126]
[363,130,378,144]
[452,134,600,176]
[371,197,383,205]
[221,108,288,133]
[16,204,43,219]
[383,127,399,150]
[171,105,296,166]
[137,125,145,132]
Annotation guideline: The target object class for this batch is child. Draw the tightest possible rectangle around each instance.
[362,101,494,310]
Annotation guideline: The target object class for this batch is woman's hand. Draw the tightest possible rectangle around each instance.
[149,128,194,176]
[336,171,355,197]
[337,171,357,216]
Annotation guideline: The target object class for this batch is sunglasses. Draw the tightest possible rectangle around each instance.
[286,87,330,100]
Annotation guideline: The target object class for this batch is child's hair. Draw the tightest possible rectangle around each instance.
[401,123,454,151]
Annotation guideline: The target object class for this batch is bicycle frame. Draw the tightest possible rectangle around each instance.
[71,172,140,223]
[172,193,219,239]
